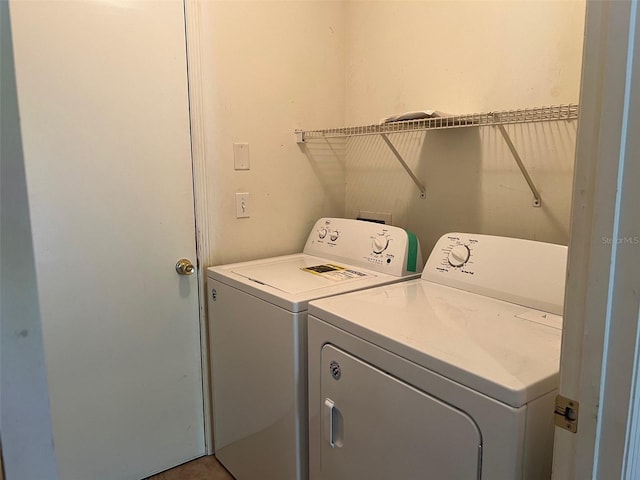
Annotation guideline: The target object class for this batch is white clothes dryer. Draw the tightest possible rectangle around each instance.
[308,232,567,480]
[207,218,423,480]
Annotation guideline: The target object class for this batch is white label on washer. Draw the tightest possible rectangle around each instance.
[301,264,371,282]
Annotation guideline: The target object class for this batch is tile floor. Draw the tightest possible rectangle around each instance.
[145,455,234,480]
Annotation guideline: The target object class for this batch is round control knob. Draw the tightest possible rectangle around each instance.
[318,228,328,239]
[330,230,339,242]
[372,236,389,254]
[448,245,470,267]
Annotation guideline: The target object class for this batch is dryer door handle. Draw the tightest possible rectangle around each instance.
[324,398,343,448]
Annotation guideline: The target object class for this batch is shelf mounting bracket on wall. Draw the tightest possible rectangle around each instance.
[493,114,542,207]
[379,133,427,199]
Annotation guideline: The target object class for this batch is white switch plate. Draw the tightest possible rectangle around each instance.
[233,143,250,170]
[235,192,250,218]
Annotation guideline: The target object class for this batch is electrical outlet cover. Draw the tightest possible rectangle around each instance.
[233,143,250,170]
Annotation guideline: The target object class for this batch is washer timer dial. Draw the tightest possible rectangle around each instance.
[372,236,389,254]
[448,244,470,267]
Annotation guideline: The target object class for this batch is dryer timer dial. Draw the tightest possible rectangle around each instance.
[448,244,470,267]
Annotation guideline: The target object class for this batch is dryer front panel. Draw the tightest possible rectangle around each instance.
[319,344,482,480]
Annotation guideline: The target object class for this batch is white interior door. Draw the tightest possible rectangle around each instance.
[9,1,204,479]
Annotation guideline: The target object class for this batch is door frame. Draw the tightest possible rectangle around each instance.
[183,0,215,454]
[553,0,640,478]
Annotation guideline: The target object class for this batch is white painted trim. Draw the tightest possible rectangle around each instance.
[552,1,611,474]
[183,0,214,455]
[618,1,640,477]
[625,310,640,479]
[553,0,640,478]
[596,0,640,470]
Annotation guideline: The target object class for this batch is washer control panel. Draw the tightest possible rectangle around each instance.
[422,232,568,315]
[304,218,423,276]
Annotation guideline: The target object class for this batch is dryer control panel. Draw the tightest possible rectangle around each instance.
[422,233,568,315]
[303,218,423,277]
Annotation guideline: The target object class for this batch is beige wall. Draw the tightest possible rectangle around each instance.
[343,0,585,256]
[201,0,585,265]
[199,1,347,265]
[344,0,585,121]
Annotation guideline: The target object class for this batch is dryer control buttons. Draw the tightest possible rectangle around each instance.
[372,236,390,254]
[318,228,328,239]
[448,244,471,267]
[330,230,340,242]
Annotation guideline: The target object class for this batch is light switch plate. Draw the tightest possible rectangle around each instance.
[235,192,250,218]
[233,143,250,170]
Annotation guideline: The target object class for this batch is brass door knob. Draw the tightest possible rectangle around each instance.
[175,258,195,275]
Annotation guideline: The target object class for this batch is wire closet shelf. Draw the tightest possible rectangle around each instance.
[296,104,579,141]
[295,103,579,206]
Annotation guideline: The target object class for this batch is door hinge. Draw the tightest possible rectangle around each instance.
[555,395,579,433]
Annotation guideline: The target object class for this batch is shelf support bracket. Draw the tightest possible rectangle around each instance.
[379,133,426,199]
[495,122,542,207]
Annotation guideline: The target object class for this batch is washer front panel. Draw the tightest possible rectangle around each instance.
[209,279,306,480]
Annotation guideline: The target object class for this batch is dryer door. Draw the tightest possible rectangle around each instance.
[319,345,482,480]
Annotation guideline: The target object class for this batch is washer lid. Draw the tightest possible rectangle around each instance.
[230,256,376,295]
[208,254,421,313]
[309,280,562,408]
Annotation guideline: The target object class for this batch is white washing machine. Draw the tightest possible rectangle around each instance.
[207,218,423,480]
[307,232,568,480]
